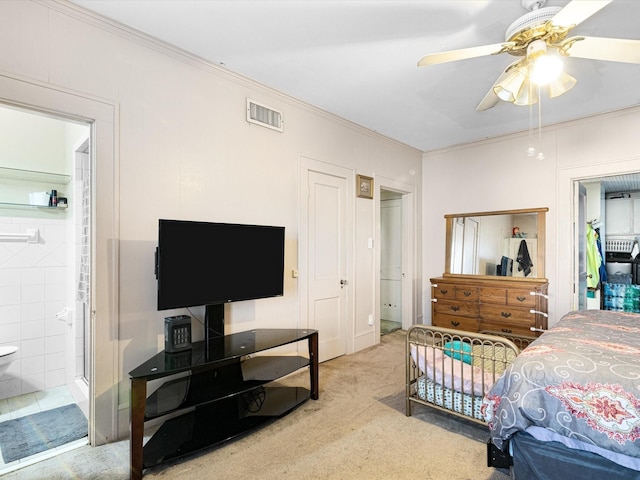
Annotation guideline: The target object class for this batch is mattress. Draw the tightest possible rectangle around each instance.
[416,375,484,421]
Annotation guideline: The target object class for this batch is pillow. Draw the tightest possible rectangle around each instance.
[410,344,494,396]
[471,344,517,376]
[443,340,472,365]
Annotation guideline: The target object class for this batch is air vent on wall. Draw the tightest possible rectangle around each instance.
[246,99,283,132]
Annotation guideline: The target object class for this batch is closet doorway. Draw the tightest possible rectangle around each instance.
[574,173,640,311]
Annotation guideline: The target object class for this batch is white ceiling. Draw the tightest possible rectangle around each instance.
[69,0,640,153]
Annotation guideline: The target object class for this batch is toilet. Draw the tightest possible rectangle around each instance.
[0,346,18,378]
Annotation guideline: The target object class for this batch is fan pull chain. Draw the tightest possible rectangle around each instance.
[537,86,544,161]
[527,78,536,157]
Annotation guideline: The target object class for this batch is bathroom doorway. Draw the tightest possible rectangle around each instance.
[378,179,417,339]
[380,190,403,335]
[0,104,91,473]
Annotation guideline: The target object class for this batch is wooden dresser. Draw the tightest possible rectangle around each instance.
[430,276,548,338]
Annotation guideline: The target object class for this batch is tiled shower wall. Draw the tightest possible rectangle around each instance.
[0,216,70,400]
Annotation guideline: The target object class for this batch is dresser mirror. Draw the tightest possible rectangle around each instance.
[444,207,548,280]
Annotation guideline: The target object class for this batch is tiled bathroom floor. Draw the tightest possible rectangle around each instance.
[0,386,88,473]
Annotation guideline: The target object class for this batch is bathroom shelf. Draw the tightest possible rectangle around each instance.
[0,167,70,211]
[0,166,70,184]
[0,201,67,211]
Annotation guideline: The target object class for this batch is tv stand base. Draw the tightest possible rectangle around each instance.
[129,328,318,479]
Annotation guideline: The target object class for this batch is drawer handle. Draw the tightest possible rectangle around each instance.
[463,291,472,297]
[451,321,460,327]
[516,296,526,302]
[501,312,512,318]
[451,305,460,312]
[440,289,448,294]
[530,291,549,299]
[501,328,512,333]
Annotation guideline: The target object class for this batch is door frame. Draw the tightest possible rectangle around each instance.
[0,72,120,445]
[298,156,355,358]
[376,177,417,341]
[559,160,640,318]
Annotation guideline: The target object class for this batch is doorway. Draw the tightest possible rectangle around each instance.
[0,104,91,472]
[573,173,640,311]
[378,180,416,338]
[380,191,402,335]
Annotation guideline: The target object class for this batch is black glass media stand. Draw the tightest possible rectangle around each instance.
[129,328,319,479]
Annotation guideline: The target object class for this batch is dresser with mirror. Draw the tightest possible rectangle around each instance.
[430,207,549,341]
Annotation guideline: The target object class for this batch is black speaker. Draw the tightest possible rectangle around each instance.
[164,315,192,353]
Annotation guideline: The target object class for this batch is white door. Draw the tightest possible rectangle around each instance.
[576,182,587,310]
[451,219,464,273]
[462,218,479,274]
[300,159,352,362]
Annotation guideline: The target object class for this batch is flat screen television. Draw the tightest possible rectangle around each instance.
[155,219,285,339]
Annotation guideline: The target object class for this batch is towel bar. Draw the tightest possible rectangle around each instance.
[0,228,39,243]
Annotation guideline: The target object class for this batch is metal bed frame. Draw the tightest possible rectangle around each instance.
[406,325,525,424]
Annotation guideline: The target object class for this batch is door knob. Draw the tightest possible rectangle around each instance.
[340,279,348,289]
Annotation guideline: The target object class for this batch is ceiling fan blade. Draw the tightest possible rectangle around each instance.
[566,36,640,64]
[418,43,508,67]
[476,89,501,112]
[551,0,612,29]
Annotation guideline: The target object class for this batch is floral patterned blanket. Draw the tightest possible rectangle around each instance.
[484,310,640,460]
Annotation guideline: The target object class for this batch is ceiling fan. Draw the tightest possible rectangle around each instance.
[418,0,640,111]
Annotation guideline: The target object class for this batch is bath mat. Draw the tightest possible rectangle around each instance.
[0,403,87,463]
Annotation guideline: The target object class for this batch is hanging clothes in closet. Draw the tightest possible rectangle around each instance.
[586,223,602,289]
[594,226,607,285]
[586,223,600,289]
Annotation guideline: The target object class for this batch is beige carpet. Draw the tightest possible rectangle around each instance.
[4,330,509,480]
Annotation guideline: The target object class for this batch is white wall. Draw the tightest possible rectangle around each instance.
[0,215,68,399]
[0,1,422,437]
[0,108,68,173]
[423,106,640,327]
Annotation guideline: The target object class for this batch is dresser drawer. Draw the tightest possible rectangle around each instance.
[434,299,479,318]
[433,314,479,332]
[507,289,537,308]
[455,286,479,301]
[432,283,456,300]
[479,287,507,304]
[480,304,535,326]
[479,320,533,339]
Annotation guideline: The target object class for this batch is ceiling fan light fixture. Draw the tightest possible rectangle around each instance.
[513,78,539,106]
[494,85,516,102]
[527,40,564,85]
[531,53,564,85]
[546,71,577,98]
[493,64,528,102]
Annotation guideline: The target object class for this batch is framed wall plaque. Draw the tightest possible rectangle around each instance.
[356,174,373,199]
